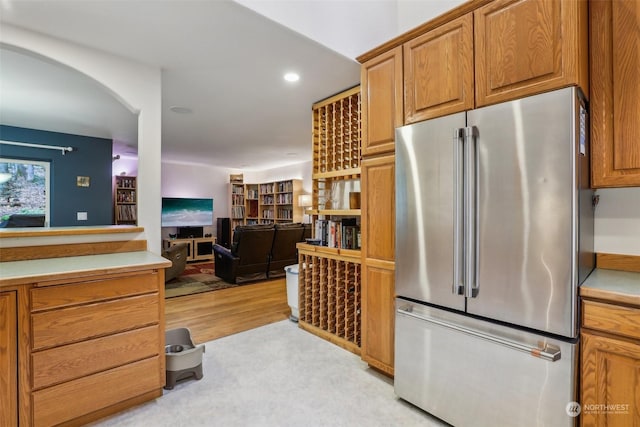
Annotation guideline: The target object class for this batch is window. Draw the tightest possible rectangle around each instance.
[0,158,50,226]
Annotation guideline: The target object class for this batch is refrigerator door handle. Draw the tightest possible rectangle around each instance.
[453,128,465,295]
[464,126,479,298]
[397,306,561,362]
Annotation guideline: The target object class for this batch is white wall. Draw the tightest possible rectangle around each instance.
[397,0,467,34]
[160,161,235,239]
[1,25,164,253]
[594,187,640,256]
[244,160,312,194]
[237,0,468,60]
[235,0,397,59]
[160,160,313,239]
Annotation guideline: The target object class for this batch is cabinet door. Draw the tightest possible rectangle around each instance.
[361,47,403,156]
[361,263,395,376]
[475,0,588,107]
[361,154,395,375]
[0,291,17,427]
[581,332,640,426]
[404,14,474,123]
[590,0,640,187]
[361,155,395,262]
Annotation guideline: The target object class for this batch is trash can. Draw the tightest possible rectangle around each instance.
[285,264,299,322]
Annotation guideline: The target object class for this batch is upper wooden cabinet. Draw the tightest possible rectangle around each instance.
[361,47,403,156]
[590,0,640,188]
[474,0,588,107]
[404,14,474,123]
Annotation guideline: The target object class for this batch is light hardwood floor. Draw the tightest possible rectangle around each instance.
[164,278,291,344]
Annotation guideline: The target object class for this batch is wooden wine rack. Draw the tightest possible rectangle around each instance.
[312,85,361,175]
[297,243,361,355]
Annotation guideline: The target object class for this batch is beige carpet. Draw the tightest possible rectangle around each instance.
[165,272,237,298]
[89,320,446,427]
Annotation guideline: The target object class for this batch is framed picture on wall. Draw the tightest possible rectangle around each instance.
[77,176,90,187]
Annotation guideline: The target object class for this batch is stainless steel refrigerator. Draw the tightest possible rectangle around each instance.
[394,87,594,427]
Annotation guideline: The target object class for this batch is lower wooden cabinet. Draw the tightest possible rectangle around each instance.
[361,264,395,375]
[25,270,165,426]
[0,291,17,427]
[581,299,640,426]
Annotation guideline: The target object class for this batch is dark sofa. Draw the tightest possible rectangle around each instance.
[213,222,310,284]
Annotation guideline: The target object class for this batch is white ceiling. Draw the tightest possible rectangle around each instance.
[0,0,368,170]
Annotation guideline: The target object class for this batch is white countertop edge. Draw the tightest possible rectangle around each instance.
[0,251,171,284]
[581,268,640,297]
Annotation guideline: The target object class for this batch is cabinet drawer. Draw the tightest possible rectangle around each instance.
[32,294,159,350]
[32,356,163,427]
[31,271,159,312]
[582,299,640,340]
[32,325,160,390]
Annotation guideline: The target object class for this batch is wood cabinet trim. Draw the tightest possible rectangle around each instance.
[312,85,361,109]
[0,291,17,427]
[0,226,144,239]
[596,253,640,273]
[0,240,148,262]
[356,0,493,64]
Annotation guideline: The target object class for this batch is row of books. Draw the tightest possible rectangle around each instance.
[314,218,360,250]
[231,206,245,219]
[117,205,137,221]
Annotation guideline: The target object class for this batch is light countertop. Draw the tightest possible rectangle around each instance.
[580,268,640,306]
[0,251,171,287]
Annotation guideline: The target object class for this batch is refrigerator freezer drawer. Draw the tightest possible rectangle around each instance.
[395,299,578,427]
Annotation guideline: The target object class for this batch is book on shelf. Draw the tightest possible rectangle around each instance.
[314,218,360,249]
[117,205,137,221]
[232,206,245,219]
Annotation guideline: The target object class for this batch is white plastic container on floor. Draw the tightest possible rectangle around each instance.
[285,264,299,322]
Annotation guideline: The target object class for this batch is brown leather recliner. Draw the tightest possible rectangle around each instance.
[213,224,276,284]
[268,223,310,278]
[162,243,188,282]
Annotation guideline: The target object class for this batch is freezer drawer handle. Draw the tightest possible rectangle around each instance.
[397,306,561,362]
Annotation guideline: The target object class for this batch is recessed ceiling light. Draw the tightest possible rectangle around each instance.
[284,72,300,82]
[169,106,192,114]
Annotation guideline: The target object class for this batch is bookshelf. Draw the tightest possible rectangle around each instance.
[228,179,303,226]
[245,183,259,225]
[114,175,137,225]
[230,181,245,230]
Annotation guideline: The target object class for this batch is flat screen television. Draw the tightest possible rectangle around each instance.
[161,197,213,227]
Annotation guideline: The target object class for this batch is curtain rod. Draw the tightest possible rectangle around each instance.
[0,140,74,155]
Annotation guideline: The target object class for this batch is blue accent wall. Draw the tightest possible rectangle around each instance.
[0,125,114,226]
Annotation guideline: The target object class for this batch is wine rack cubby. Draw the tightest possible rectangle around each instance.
[297,246,361,354]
